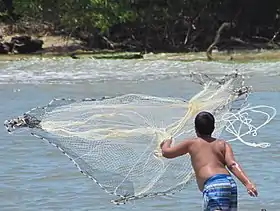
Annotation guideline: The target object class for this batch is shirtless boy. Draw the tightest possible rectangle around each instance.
[160,111,258,211]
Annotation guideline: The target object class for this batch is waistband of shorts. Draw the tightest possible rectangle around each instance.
[204,174,232,186]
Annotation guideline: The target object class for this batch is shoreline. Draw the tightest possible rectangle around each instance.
[1,49,280,63]
[1,32,280,63]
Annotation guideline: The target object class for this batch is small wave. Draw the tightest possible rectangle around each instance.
[0,58,280,85]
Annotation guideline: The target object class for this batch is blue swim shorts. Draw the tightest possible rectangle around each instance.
[203,174,237,211]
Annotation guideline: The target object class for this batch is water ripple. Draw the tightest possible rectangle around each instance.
[1,59,280,88]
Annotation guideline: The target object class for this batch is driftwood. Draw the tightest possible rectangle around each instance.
[206,22,233,60]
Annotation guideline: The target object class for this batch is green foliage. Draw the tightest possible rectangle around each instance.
[3,0,280,51]
[11,0,137,33]
[13,0,43,19]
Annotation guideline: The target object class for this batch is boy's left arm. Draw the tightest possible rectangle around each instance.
[160,138,192,158]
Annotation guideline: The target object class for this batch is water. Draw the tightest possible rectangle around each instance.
[0,58,279,211]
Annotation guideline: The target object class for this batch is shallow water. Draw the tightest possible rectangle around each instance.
[0,58,279,211]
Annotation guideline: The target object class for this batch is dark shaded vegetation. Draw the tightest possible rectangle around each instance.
[1,0,280,56]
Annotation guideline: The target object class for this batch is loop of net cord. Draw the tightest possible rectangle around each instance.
[190,69,277,148]
[222,104,277,148]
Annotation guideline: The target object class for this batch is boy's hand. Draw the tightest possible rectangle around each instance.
[246,183,258,197]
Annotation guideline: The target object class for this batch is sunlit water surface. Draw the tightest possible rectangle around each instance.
[0,58,279,211]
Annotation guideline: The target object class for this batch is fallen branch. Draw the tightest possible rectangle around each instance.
[230,37,251,45]
[206,22,233,60]
[226,36,280,51]
[251,36,270,42]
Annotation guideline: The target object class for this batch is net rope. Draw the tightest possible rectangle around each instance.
[223,104,276,148]
[3,71,276,204]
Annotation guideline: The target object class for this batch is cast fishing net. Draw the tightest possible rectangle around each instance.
[4,71,276,204]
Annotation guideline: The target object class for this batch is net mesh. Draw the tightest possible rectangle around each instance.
[4,71,276,204]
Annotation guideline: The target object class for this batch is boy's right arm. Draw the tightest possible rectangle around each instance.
[224,142,258,197]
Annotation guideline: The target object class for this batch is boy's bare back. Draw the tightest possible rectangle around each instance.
[187,137,230,191]
[161,136,258,197]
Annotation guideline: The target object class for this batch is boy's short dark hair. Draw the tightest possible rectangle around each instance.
[195,111,215,135]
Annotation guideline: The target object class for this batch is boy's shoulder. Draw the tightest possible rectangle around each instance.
[208,138,227,152]
[216,138,227,144]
